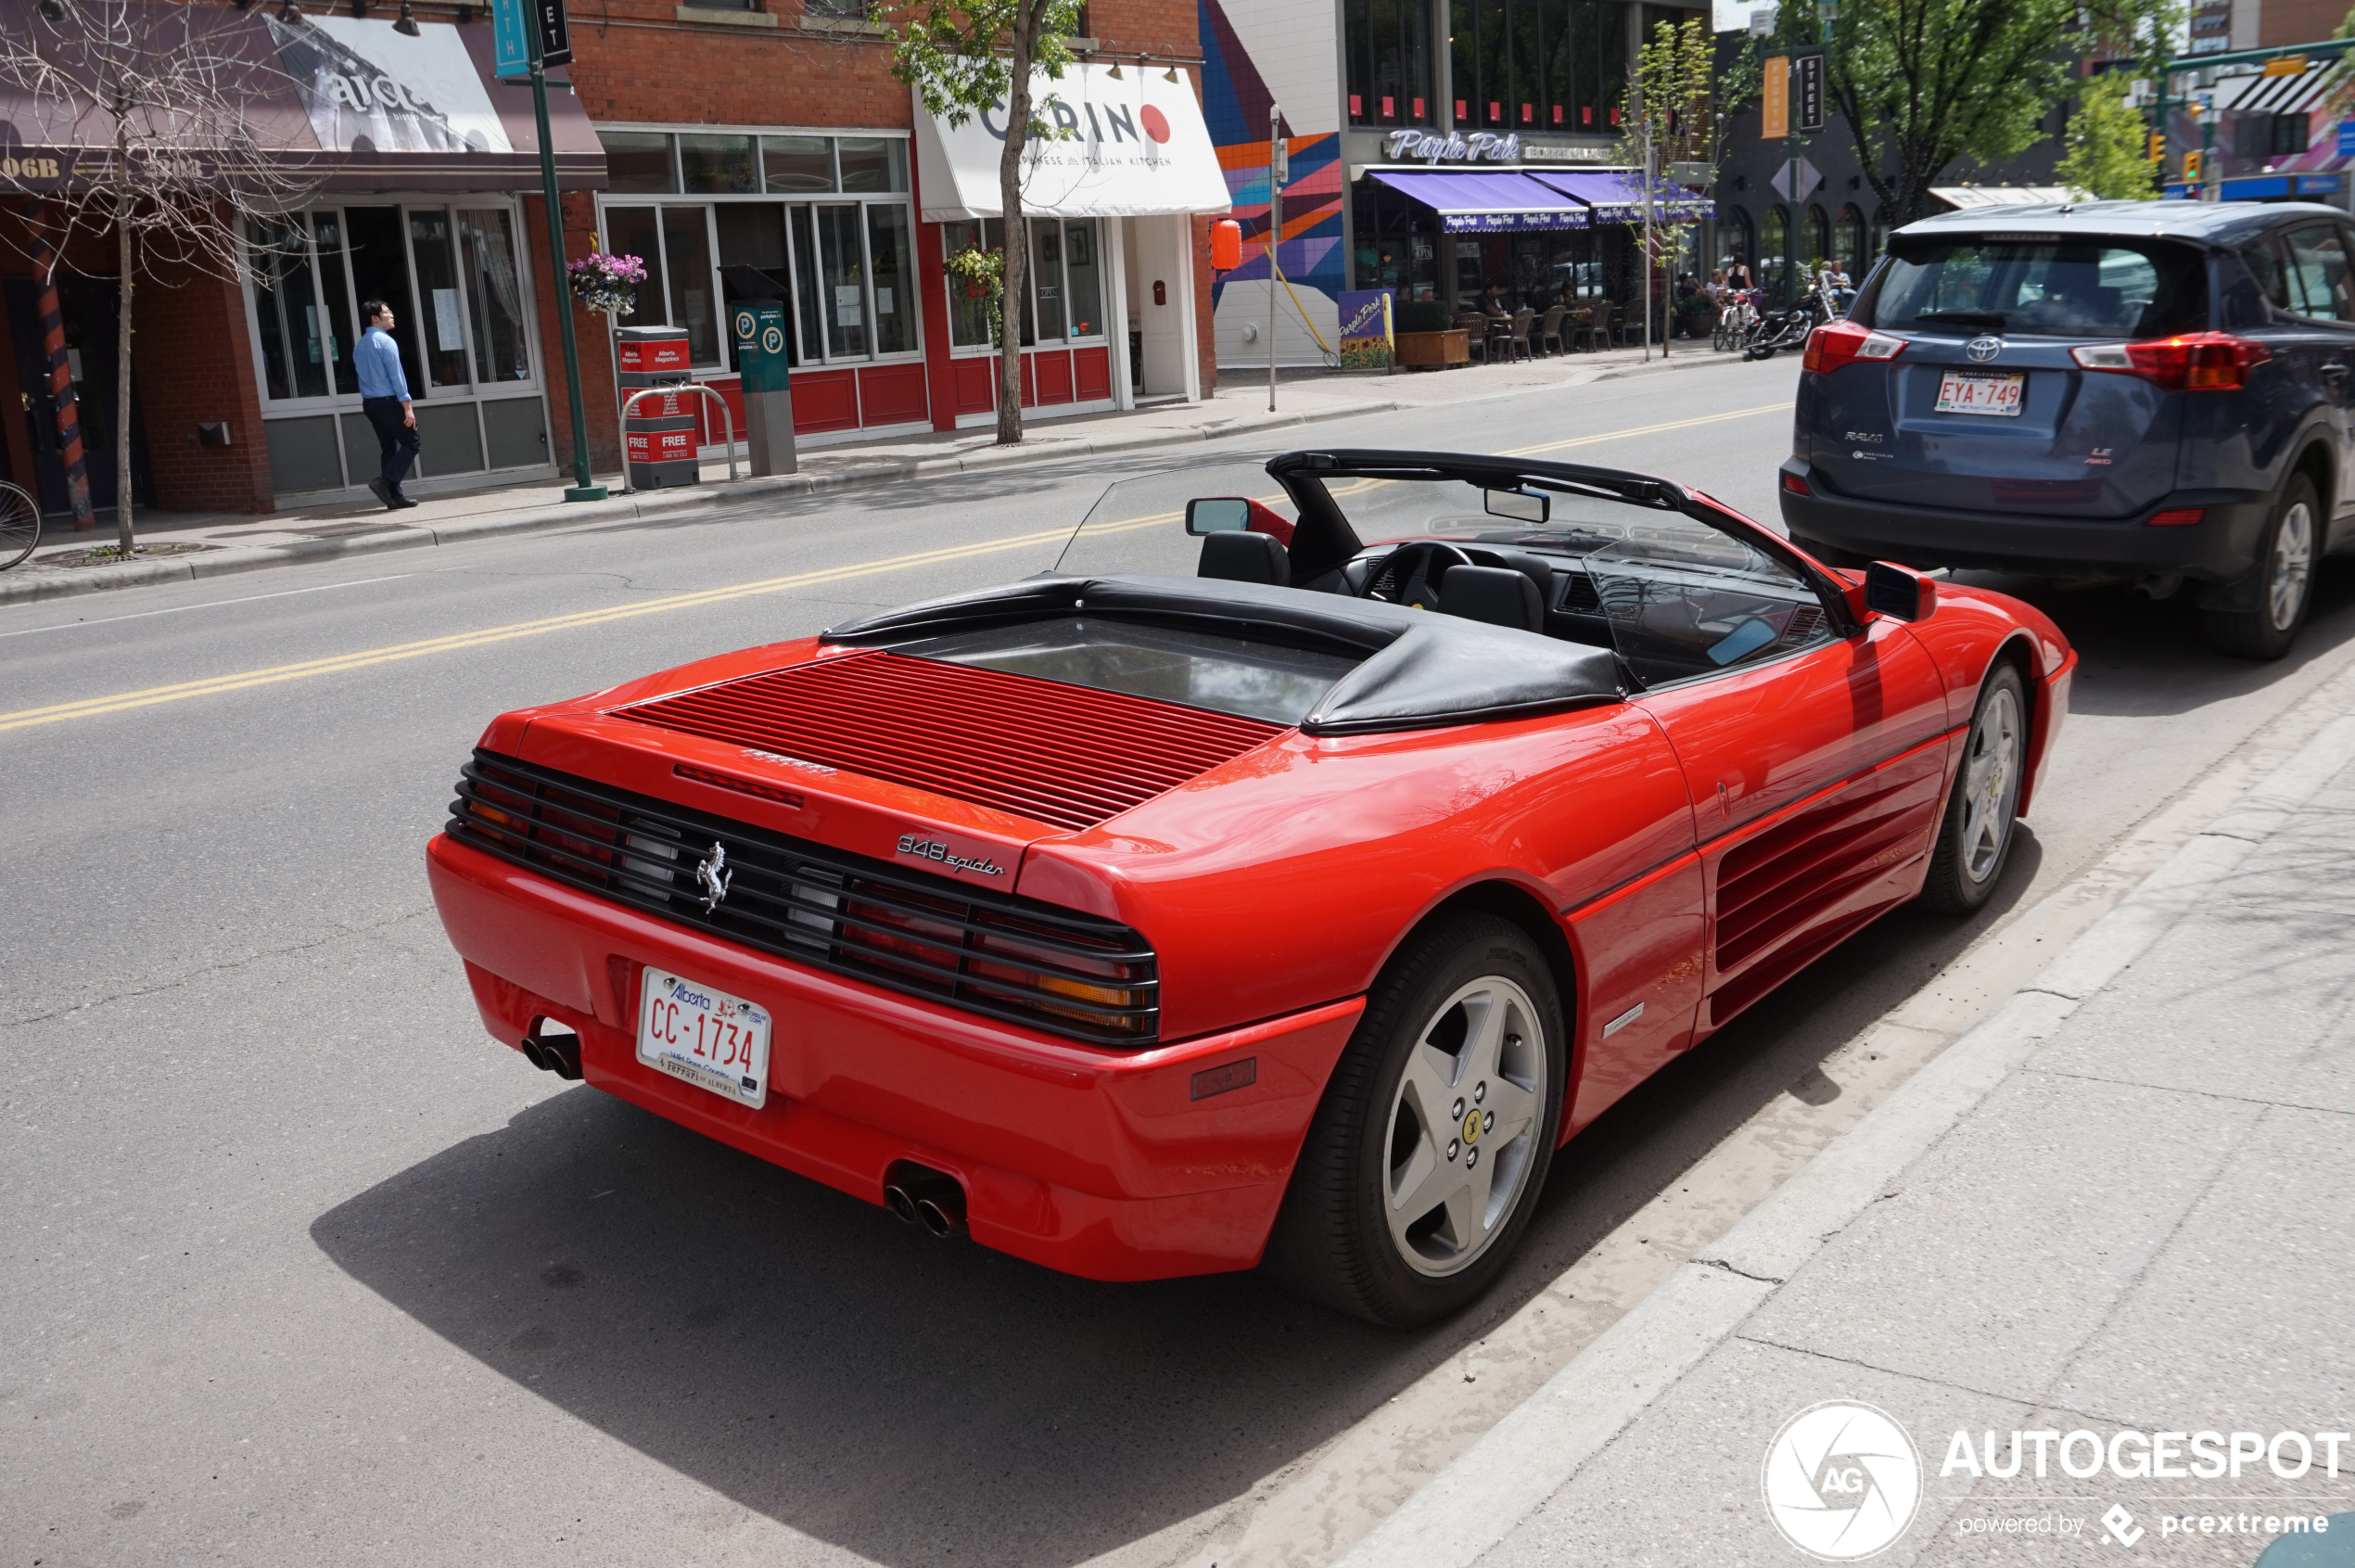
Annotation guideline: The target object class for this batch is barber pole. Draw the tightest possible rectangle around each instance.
[24,202,95,531]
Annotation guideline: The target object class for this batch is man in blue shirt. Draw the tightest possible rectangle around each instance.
[355,300,421,509]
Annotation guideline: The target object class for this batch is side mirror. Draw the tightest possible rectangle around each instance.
[1864,560,1937,621]
[1185,497,1252,535]
[1483,487,1551,524]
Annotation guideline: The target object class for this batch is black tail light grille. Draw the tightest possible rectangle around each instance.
[449,751,1158,1046]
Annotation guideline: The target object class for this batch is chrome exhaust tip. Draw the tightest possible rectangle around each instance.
[519,1037,551,1071]
[535,1030,583,1080]
[884,1162,967,1237]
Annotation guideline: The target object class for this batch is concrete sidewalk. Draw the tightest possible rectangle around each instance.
[0,339,1717,606]
[1347,706,2355,1566]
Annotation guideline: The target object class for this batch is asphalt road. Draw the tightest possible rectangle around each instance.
[8,357,2355,1568]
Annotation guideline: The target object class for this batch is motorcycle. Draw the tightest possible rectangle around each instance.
[1741,276,1842,360]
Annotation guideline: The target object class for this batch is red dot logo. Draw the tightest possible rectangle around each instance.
[1140,104,1171,143]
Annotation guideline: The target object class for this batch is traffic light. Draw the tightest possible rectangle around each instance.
[2183,148,2203,182]
[2147,130,2164,163]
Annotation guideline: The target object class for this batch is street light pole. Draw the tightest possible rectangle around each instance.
[1268,103,1282,414]
[526,0,605,502]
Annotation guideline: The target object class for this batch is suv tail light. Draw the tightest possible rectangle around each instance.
[1802,319,1906,374]
[2072,332,2272,391]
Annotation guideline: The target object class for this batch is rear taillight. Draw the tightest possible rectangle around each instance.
[1803,319,1906,374]
[2147,507,2206,527]
[1781,470,1812,496]
[2072,333,2272,391]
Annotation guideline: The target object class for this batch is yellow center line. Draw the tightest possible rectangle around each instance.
[3,401,1793,735]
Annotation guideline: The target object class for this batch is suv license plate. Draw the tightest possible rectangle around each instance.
[637,966,771,1109]
[1934,370,2025,416]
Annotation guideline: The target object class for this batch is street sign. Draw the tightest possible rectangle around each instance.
[1763,55,1789,139]
[2339,119,2355,157]
[1795,53,1826,134]
[492,0,527,77]
[1771,155,1823,200]
[2262,54,2308,76]
[533,0,572,68]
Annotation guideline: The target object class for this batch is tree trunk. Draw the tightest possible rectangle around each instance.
[116,216,134,555]
[996,3,1036,446]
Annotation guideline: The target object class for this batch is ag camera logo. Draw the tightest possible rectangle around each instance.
[1763,1401,1923,1560]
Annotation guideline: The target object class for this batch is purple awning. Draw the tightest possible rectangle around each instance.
[1528,169,1712,223]
[1367,169,1591,232]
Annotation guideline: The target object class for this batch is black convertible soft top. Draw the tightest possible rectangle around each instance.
[823,574,1624,735]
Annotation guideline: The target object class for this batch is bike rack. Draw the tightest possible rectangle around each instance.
[617,383,740,494]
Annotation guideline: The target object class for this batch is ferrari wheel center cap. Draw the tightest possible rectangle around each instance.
[1462,1108,1483,1145]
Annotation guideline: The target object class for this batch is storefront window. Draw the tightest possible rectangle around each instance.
[938,218,1105,350]
[1344,0,1432,127]
[681,134,759,194]
[1450,0,1626,135]
[1760,204,1789,295]
[603,132,674,194]
[409,209,471,389]
[596,129,920,370]
[244,198,547,494]
[458,208,533,383]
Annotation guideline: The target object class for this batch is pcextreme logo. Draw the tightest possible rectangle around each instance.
[1763,1401,1923,1561]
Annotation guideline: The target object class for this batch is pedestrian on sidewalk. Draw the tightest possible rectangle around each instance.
[355,300,421,511]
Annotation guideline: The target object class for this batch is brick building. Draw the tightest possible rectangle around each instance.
[0,0,1223,518]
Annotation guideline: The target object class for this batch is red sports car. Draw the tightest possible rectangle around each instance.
[426,451,2073,1326]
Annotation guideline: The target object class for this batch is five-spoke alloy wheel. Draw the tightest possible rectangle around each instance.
[1920,662,2027,914]
[1265,914,1566,1327]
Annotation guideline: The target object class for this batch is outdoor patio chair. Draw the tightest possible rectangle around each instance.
[1453,311,1491,363]
[1537,303,1567,356]
[1504,308,1536,362]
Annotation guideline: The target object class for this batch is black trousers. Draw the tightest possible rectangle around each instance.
[363,396,421,492]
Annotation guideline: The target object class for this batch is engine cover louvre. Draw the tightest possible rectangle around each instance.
[608,650,1285,833]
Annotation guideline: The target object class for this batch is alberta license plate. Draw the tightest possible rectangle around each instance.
[1934,370,2025,415]
[636,966,771,1109]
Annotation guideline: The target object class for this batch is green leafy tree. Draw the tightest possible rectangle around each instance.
[1770,0,2176,228]
[2055,81,2160,198]
[1615,16,1719,315]
[871,0,1083,444]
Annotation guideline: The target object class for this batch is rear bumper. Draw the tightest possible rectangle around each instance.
[1779,460,2274,582]
[426,833,1361,1281]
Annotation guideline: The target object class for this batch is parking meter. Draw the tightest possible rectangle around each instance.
[732,300,796,476]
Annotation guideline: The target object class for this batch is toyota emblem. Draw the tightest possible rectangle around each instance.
[1966,336,2003,363]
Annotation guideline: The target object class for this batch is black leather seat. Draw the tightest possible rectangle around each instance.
[1437,564,1545,632]
[1199,529,1291,586]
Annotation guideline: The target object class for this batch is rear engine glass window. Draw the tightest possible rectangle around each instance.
[901,620,1361,726]
[1866,238,2206,338]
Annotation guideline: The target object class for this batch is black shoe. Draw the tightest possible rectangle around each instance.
[366,478,394,508]
[390,493,419,509]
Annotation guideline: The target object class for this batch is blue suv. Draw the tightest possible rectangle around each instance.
[1781,200,2351,657]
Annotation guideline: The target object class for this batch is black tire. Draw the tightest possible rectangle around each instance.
[2202,474,2318,660]
[1261,913,1566,1328]
[1919,663,2028,914]
[0,481,37,571]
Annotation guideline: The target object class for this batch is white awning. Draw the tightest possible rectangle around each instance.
[911,61,1231,223]
[1929,185,2084,210]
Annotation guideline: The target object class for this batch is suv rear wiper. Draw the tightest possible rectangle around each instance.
[1914,310,2008,328]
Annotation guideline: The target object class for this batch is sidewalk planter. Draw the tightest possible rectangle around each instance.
[1395,329,1470,370]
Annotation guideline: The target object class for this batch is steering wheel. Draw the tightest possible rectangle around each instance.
[1363,541,1476,610]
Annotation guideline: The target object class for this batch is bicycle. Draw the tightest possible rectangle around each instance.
[0,480,38,571]
[1713,289,1762,352]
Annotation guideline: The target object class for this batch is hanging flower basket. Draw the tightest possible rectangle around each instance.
[944,244,1006,337]
[567,250,648,316]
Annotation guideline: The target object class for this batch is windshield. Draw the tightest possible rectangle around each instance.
[1863,237,2207,338]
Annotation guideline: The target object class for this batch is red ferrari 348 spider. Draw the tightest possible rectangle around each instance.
[426,451,2074,1325]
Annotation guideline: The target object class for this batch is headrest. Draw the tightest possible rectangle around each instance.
[1437,565,1545,632]
[1199,529,1291,587]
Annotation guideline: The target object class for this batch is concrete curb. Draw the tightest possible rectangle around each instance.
[1335,706,2355,1568]
[0,393,1412,609]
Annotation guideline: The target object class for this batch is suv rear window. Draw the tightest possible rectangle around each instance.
[1863,237,2207,339]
